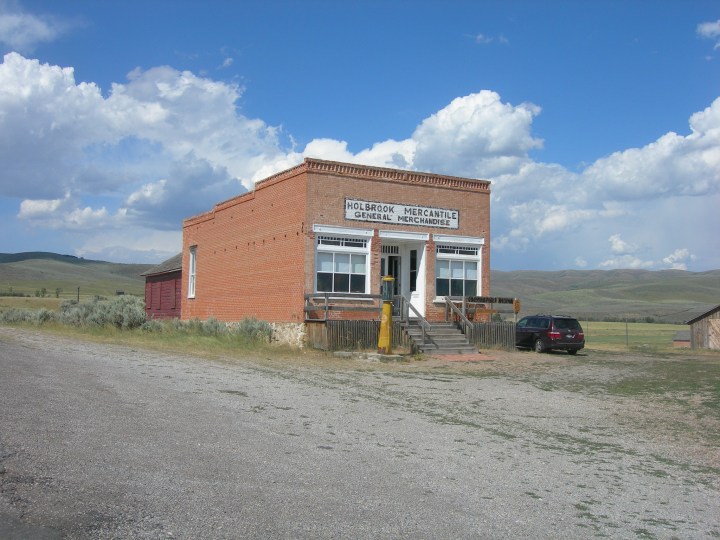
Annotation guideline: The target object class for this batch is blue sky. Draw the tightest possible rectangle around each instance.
[1,0,719,271]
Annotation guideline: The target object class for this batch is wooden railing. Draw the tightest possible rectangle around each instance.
[304,293,382,322]
[444,297,474,340]
[396,295,437,350]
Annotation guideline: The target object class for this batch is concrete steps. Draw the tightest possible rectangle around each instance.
[404,321,477,355]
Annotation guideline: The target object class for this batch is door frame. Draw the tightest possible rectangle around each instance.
[379,231,429,317]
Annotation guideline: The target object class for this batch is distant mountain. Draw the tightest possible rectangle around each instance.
[0,252,154,298]
[0,252,104,264]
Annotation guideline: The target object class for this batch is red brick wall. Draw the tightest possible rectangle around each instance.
[182,169,308,322]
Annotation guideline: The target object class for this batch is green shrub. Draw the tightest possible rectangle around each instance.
[57,295,146,329]
[35,308,56,325]
[1,308,33,323]
[230,317,272,343]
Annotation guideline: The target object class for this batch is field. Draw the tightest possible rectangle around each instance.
[493,269,720,323]
[581,321,685,351]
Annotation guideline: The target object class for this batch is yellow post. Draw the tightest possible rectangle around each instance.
[378,276,394,354]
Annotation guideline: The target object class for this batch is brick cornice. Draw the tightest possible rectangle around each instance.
[256,158,491,192]
[184,157,491,227]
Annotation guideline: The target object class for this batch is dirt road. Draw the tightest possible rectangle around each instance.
[1,327,718,538]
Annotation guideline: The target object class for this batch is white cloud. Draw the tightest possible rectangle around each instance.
[0,1,71,52]
[2,52,719,270]
[599,255,654,270]
[412,91,543,178]
[698,19,720,49]
[662,248,694,270]
[608,234,635,255]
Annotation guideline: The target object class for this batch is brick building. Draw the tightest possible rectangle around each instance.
[181,158,491,330]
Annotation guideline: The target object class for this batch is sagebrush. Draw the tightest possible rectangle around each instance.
[1,296,273,343]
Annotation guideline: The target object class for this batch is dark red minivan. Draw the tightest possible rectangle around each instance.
[515,315,585,354]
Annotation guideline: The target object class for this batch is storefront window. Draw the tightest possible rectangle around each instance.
[435,244,479,298]
[316,236,369,294]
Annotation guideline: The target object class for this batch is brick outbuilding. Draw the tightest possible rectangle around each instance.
[181,158,491,332]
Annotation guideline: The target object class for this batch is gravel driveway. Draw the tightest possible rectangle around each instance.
[0,327,718,539]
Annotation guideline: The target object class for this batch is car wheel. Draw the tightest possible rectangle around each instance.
[534,338,545,353]
[567,349,577,355]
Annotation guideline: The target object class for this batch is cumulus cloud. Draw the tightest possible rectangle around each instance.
[698,19,720,49]
[608,234,635,255]
[581,98,720,203]
[0,1,72,52]
[412,91,543,177]
[662,248,694,270]
[2,52,718,269]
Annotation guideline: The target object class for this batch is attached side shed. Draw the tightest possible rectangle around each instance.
[686,304,720,350]
[141,253,182,319]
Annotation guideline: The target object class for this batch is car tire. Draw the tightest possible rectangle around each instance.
[567,349,577,355]
[534,338,545,353]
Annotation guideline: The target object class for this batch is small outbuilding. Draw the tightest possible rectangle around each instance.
[141,253,182,319]
[686,304,720,350]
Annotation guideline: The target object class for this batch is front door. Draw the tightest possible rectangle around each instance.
[381,243,425,317]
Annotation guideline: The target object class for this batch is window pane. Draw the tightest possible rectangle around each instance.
[451,261,464,279]
[335,253,350,273]
[436,260,450,279]
[334,273,350,292]
[465,261,477,280]
[317,273,332,292]
[451,279,464,296]
[436,279,449,297]
[320,237,341,246]
[317,252,334,272]
[351,254,366,274]
[465,280,477,297]
[350,274,365,293]
[345,239,365,248]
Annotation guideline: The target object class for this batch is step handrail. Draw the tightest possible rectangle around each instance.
[397,295,437,350]
[444,297,474,340]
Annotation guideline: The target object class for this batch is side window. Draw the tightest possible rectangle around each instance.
[539,317,550,329]
[517,318,528,328]
[188,246,197,298]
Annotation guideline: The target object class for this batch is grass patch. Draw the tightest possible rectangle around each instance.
[582,321,685,351]
[0,296,62,313]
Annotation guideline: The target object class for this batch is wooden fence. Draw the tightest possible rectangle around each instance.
[467,321,516,351]
[322,320,514,352]
[325,320,410,351]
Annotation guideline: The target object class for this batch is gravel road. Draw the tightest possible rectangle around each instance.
[1,327,718,539]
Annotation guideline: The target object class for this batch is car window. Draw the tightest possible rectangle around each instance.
[554,318,581,331]
[538,317,550,329]
[517,318,528,328]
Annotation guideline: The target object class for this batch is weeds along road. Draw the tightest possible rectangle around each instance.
[0,327,718,539]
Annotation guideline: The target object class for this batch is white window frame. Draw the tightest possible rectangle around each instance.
[187,246,197,299]
[433,234,483,301]
[313,225,372,295]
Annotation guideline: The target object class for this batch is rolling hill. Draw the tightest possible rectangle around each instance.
[491,269,720,323]
[1,253,718,323]
[0,252,153,299]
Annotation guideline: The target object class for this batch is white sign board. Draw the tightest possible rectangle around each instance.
[345,199,459,229]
